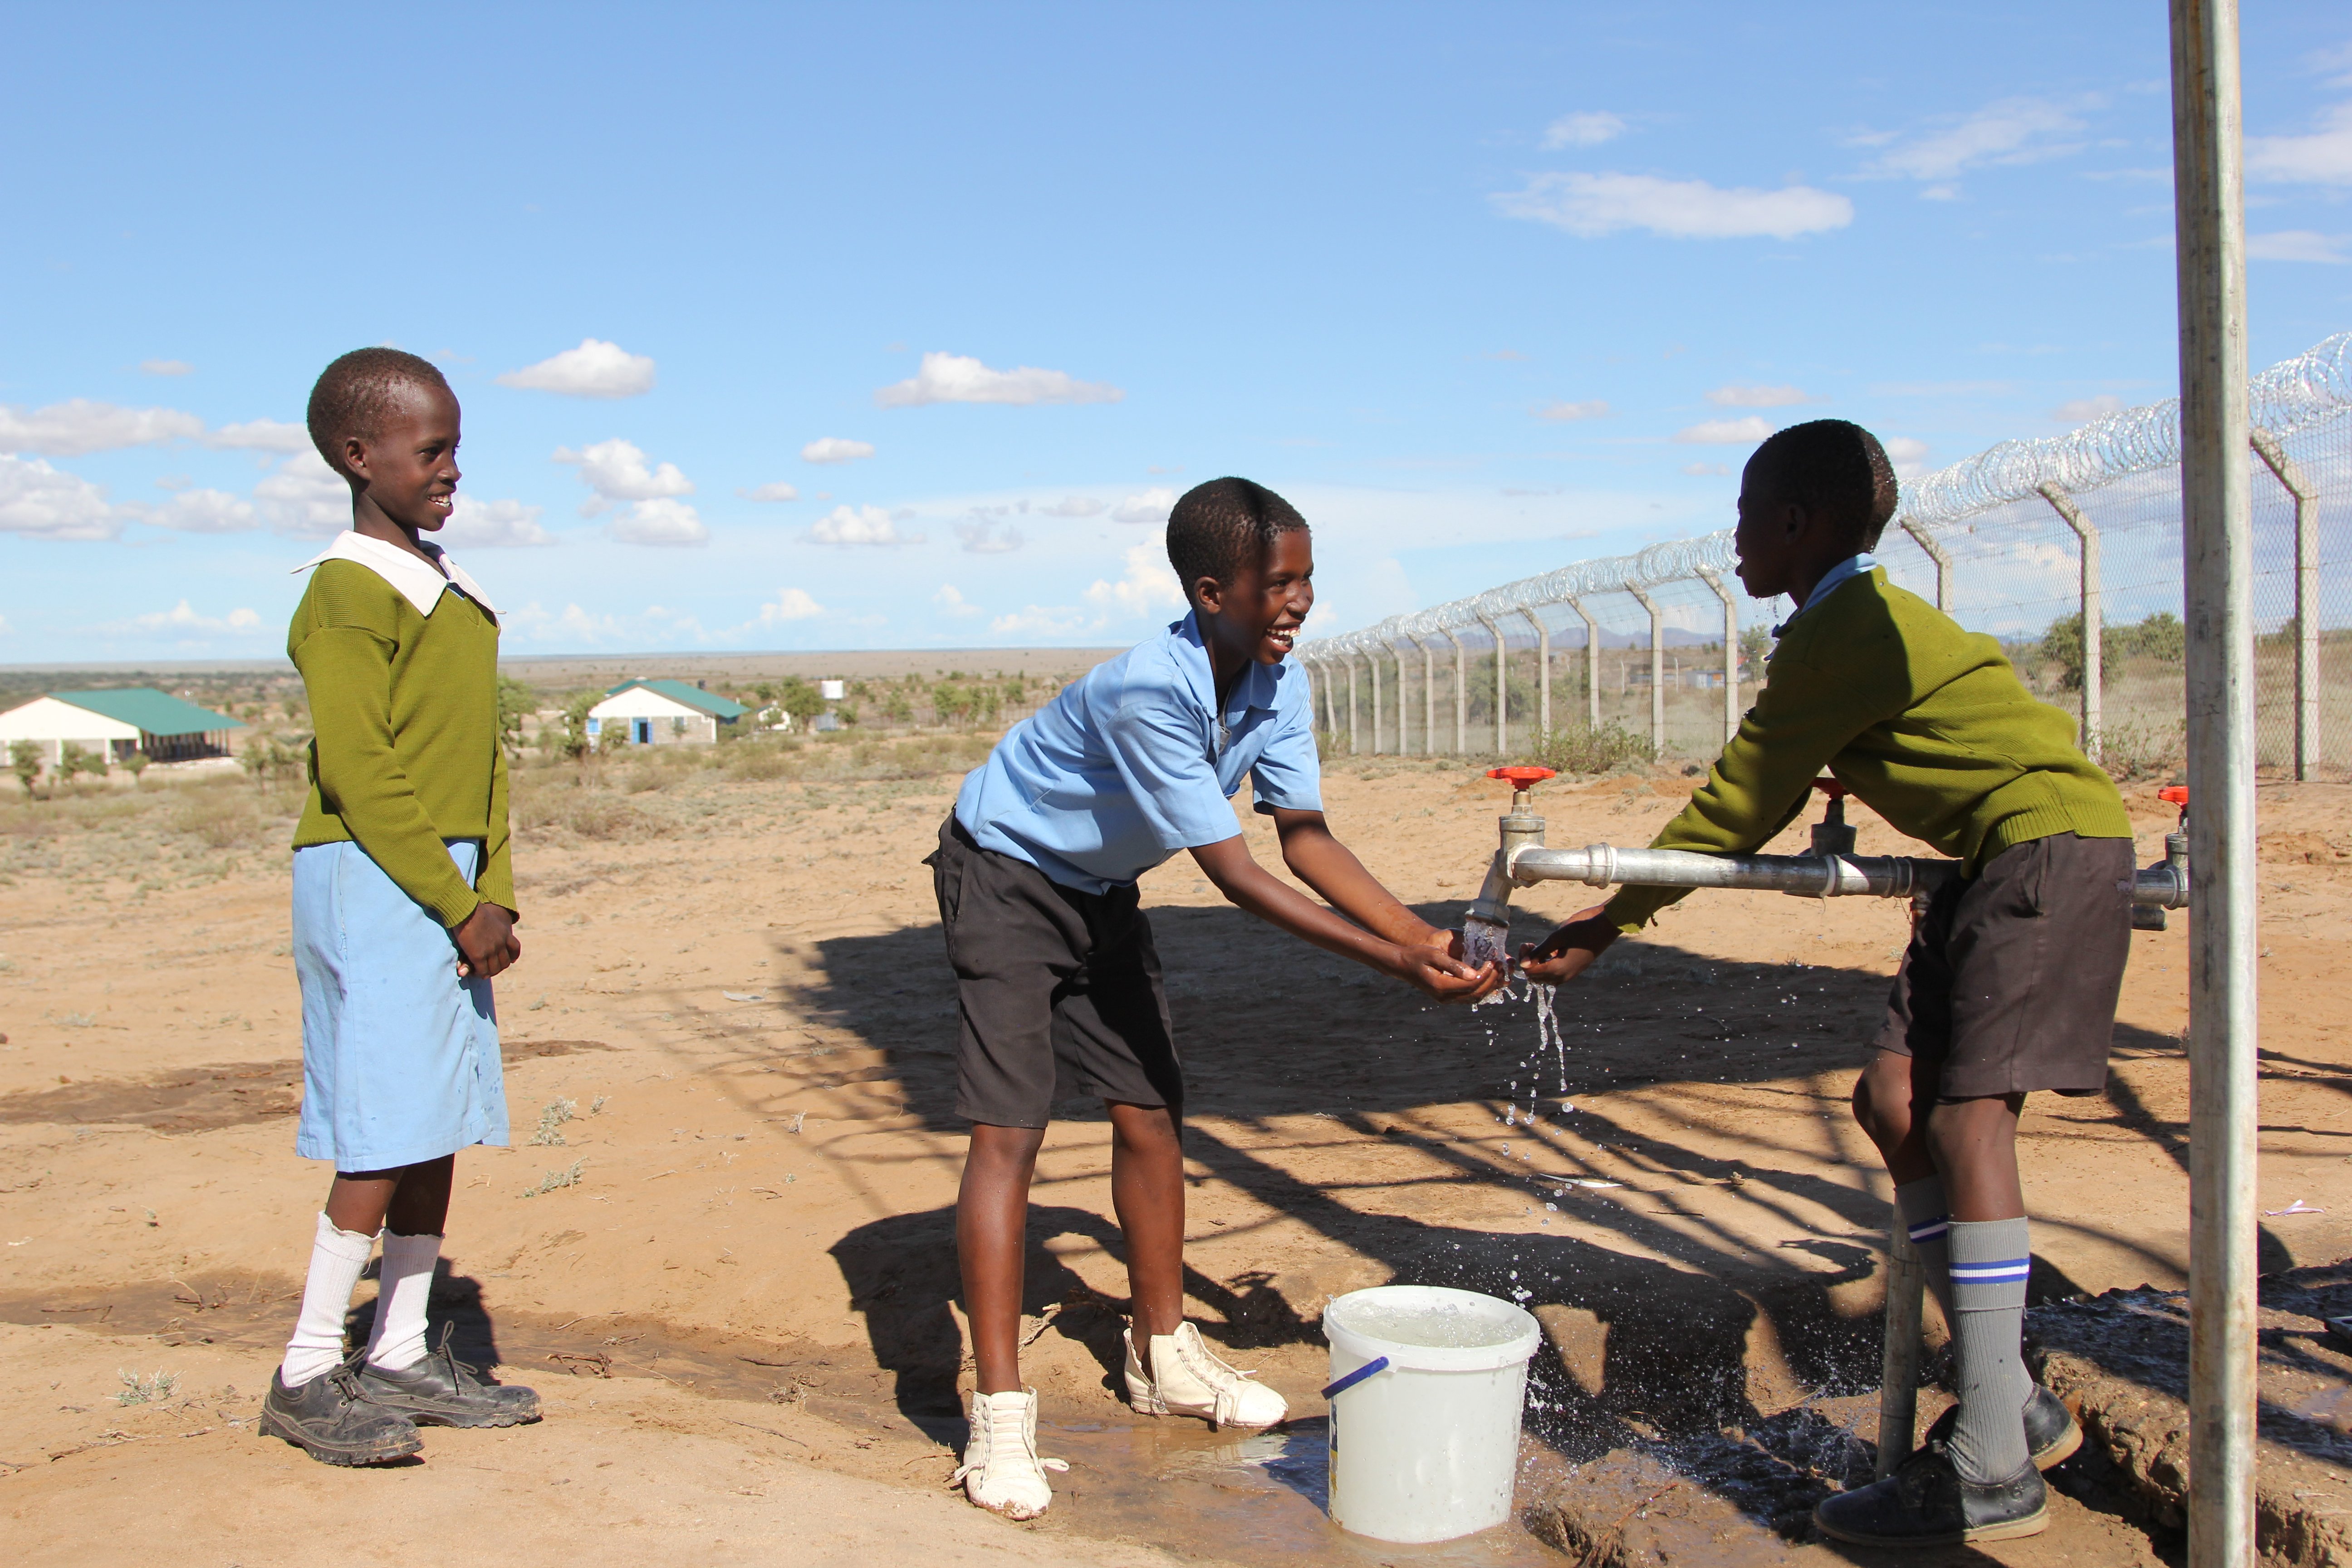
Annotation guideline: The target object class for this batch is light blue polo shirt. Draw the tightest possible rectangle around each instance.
[954,612,1324,894]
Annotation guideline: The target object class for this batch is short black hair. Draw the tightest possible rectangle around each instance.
[306,348,453,480]
[1747,420,1899,551]
[1165,478,1307,601]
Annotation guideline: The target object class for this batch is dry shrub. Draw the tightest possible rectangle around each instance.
[1532,720,1655,777]
[514,785,651,842]
[2097,719,2185,784]
[726,745,796,781]
[174,790,261,848]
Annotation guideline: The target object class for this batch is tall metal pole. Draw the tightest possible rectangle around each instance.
[1900,519,1954,613]
[1368,651,1385,755]
[2250,429,2320,780]
[1442,627,1468,754]
[1389,642,1413,757]
[1346,657,1361,756]
[1696,568,1740,747]
[1521,607,1552,740]
[2171,4,2259,1563]
[1566,597,1601,732]
[1411,634,1437,757]
[1628,588,1666,758]
[2038,483,2104,760]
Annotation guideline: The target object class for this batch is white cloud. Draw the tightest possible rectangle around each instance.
[0,453,119,540]
[2247,230,2350,264]
[1543,111,1626,149]
[204,418,310,453]
[1682,461,1732,477]
[1705,384,1812,408]
[808,503,920,547]
[607,497,709,547]
[2248,102,2352,186]
[801,437,875,464]
[1881,436,1931,480]
[1038,495,1107,518]
[255,451,351,537]
[955,518,1025,553]
[1493,173,1852,240]
[2051,395,2127,425]
[1857,98,2087,183]
[139,359,193,377]
[875,351,1124,408]
[442,496,554,548]
[1111,487,1176,525]
[0,399,205,457]
[142,488,257,534]
[740,481,801,502]
[758,587,824,624]
[1673,416,1776,444]
[1534,399,1611,421]
[495,338,657,398]
[553,438,694,514]
[1083,543,1186,621]
[933,584,981,617]
[989,604,1093,638]
[98,600,264,637]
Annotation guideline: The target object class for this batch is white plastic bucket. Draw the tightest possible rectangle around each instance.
[1321,1284,1542,1544]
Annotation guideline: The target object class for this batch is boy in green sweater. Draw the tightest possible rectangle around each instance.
[261,348,539,1465]
[1522,421,2134,1546]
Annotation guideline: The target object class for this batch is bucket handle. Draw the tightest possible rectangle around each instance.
[1319,1355,1390,1401]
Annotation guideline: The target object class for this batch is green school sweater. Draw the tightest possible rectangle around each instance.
[288,559,514,928]
[1603,567,2131,933]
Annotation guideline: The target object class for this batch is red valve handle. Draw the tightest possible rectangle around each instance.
[1488,766,1558,786]
[2158,785,2190,806]
[1811,776,1849,800]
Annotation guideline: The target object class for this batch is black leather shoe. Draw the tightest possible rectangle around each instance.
[1922,1384,2082,1471]
[260,1363,423,1465]
[1814,1441,2048,1546]
[353,1327,542,1428]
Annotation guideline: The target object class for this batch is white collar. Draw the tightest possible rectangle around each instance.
[292,529,499,617]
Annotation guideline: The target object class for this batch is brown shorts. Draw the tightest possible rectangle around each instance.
[1870,832,2135,1099]
[925,815,1181,1129]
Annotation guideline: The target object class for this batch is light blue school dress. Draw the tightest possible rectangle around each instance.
[292,838,508,1169]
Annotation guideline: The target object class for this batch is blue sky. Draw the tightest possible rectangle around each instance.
[3,2,2348,663]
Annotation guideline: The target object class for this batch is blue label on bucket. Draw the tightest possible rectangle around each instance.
[1319,1355,1390,1401]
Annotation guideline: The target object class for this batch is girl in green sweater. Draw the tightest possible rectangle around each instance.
[262,349,540,1465]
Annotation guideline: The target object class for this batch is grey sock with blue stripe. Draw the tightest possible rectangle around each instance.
[1945,1216,2034,1483]
[1894,1176,1955,1322]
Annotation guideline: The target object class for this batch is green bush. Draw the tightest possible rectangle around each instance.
[1530,720,1654,776]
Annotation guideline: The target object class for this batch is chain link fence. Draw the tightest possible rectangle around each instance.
[1298,332,2352,781]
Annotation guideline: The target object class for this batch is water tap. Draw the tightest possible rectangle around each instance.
[2137,785,2191,931]
[1463,767,1555,965]
[1808,777,1857,857]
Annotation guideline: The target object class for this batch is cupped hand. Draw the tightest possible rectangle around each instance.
[1392,930,1506,1003]
[1517,903,1617,985]
[454,901,521,980]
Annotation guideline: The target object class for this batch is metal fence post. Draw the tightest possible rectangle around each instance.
[2038,482,2103,760]
[1627,587,1666,757]
[1695,568,1740,748]
[2171,2,2260,1562]
[1900,519,1954,612]
[1368,650,1385,755]
[1521,606,1552,740]
[1410,634,1436,756]
[1566,596,1601,732]
[1346,656,1360,756]
[1442,627,1468,754]
[2251,428,2320,779]
[1387,642,1412,756]
[1301,660,1321,735]
[1477,615,1508,757]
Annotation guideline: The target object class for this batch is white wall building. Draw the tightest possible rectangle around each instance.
[584,679,748,746]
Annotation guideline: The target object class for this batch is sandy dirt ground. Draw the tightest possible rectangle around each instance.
[2,753,2346,1567]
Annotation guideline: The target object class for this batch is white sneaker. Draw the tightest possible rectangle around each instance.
[949,1387,1067,1520]
[1123,1321,1289,1430]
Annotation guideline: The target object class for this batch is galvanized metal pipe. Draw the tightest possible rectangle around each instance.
[2250,428,2320,779]
[1508,842,2190,908]
[1901,519,1954,612]
[1442,626,1468,754]
[1627,587,1666,756]
[1346,657,1361,755]
[1876,1216,1926,1480]
[1696,568,1740,747]
[1368,650,1385,755]
[1389,641,1413,756]
[1521,606,1552,740]
[1411,634,1437,757]
[1566,596,1601,732]
[2171,3,2261,1561]
[1477,614,1508,757]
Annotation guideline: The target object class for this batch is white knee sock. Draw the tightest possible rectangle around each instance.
[365,1231,443,1372]
[280,1212,377,1387]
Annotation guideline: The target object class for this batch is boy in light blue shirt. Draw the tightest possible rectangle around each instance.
[932,478,1500,1519]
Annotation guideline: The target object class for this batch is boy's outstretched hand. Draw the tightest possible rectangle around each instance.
[1390,927,1507,1004]
[454,901,521,980]
[1518,903,1617,985]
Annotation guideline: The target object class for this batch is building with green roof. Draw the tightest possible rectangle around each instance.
[587,678,750,747]
[0,687,247,770]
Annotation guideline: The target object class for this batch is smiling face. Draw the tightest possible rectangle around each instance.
[343,380,462,534]
[1194,526,1315,677]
